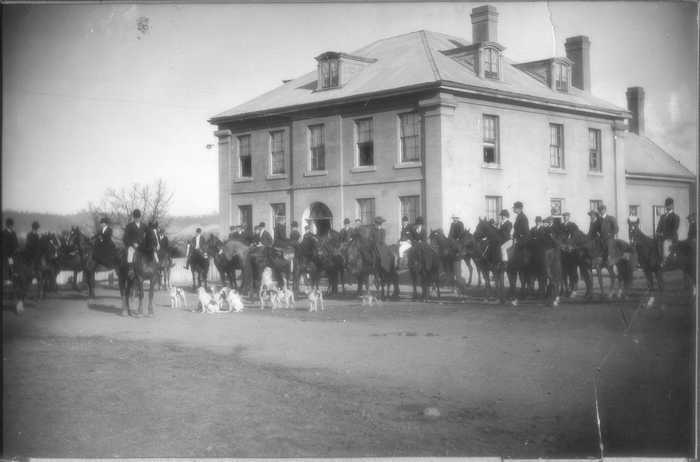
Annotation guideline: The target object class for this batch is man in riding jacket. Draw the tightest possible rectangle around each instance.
[3,218,19,280]
[184,227,204,270]
[370,217,386,246]
[687,213,696,242]
[656,197,680,266]
[95,217,116,262]
[448,214,465,241]
[123,210,145,276]
[148,221,161,263]
[562,212,579,239]
[399,216,412,242]
[531,216,543,235]
[253,222,274,248]
[26,221,41,269]
[339,218,352,243]
[512,201,529,246]
[410,216,427,244]
[598,204,618,266]
[289,221,301,243]
[627,208,640,241]
[499,210,513,262]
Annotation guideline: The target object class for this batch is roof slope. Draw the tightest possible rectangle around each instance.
[211,30,627,122]
[625,132,696,180]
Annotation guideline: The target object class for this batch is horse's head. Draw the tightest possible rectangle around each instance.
[428,228,444,241]
[473,219,492,241]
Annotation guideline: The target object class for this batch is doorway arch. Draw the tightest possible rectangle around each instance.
[302,202,333,237]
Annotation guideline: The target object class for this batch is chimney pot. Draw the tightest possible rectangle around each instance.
[565,35,591,92]
[471,5,498,43]
[626,86,645,135]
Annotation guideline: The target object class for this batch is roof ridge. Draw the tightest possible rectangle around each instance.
[635,133,695,174]
[351,30,424,56]
[419,30,442,81]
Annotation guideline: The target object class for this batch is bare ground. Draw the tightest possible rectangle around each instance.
[2,275,693,458]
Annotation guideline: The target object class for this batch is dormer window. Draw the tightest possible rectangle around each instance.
[554,62,569,91]
[315,51,376,91]
[484,47,500,79]
[319,59,339,89]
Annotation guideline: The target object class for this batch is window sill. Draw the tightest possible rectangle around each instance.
[548,168,567,175]
[233,177,253,183]
[481,163,503,170]
[393,162,422,170]
[351,166,377,173]
[266,173,288,180]
[588,171,604,177]
[304,170,328,177]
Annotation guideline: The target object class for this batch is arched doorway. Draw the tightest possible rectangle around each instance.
[302,202,333,237]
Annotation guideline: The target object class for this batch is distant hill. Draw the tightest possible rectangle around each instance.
[1,210,221,240]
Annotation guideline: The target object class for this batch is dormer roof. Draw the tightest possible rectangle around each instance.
[210,30,628,123]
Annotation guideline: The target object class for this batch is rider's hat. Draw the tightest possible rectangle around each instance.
[543,216,554,224]
[291,220,299,227]
[99,217,110,225]
[5,218,14,227]
[415,216,424,225]
[343,218,351,225]
[588,209,599,216]
[196,227,202,233]
[562,211,570,217]
[354,218,362,223]
[665,197,674,206]
[374,216,385,225]
[597,204,607,212]
[258,221,266,228]
[451,214,460,219]
[500,209,510,218]
[132,209,141,219]
[513,201,523,209]
[31,221,40,230]
[535,215,543,223]
[402,215,409,222]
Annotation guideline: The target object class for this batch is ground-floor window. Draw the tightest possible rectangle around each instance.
[239,205,252,233]
[589,199,603,212]
[399,195,420,225]
[652,205,665,233]
[485,196,502,223]
[550,198,564,217]
[357,198,375,225]
[271,203,286,240]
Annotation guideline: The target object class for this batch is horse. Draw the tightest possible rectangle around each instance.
[243,242,294,298]
[522,232,564,306]
[406,240,440,300]
[115,226,163,317]
[429,229,462,292]
[629,223,664,299]
[188,237,215,291]
[316,231,347,296]
[344,233,376,295]
[4,249,36,314]
[374,242,399,299]
[153,233,173,290]
[36,233,61,297]
[473,219,508,302]
[668,238,696,296]
[66,226,122,299]
[57,228,86,291]
[210,235,248,289]
[582,233,636,300]
[558,229,594,299]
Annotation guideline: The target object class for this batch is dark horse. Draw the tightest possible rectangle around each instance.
[429,229,462,292]
[472,219,508,302]
[344,232,376,295]
[629,223,664,300]
[316,231,347,296]
[407,240,440,300]
[210,235,248,289]
[188,237,215,291]
[3,248,37,314]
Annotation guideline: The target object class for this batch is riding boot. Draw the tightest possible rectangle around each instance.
[128,263,135,279]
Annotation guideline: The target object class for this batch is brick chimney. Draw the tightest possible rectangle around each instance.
[471,5,498,43]
[565,36,590,92]
[626,87,645,135]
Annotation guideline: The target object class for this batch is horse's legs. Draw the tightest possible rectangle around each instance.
[465,258,473,286]
[147,278,155,315]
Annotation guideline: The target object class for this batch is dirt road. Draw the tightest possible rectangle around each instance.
[2,278,693,457]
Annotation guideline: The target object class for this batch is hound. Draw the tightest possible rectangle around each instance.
[306,286,325,312]
[259,267,279,310]
[169,286,186,309]
[225,288,245,312]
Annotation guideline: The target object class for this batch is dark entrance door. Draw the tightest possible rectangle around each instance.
[309,202,333,237]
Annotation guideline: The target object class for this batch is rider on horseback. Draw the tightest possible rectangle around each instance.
[26,221,41,270]
[289,221,301,243]
[499,209,513,262]
[2,218,19,281]
[124,209,146,278]
[94,216,117,265]
[595,204,619,266]
[410,217,426,244]
[184,227,204,270]
[339,218,352,243]
[656,197,679,268]
[512,201,529,248]
[448,215,466,241]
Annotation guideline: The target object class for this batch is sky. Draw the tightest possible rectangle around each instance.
[2,1,697,215]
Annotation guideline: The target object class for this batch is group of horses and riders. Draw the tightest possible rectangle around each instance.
[2,196,696,315]
[2,210,172,317]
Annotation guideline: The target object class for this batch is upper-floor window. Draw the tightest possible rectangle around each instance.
[356,118,374,167]
[549,124,564,169]
[238,135,252,178]
[357,198,375,224]
[309,124,325,171]
[399,112,421,163]
[483,115,499,165]
[269,130,285,175]
[554,63,569,91]
[588,128,601,172]
[484,47,499,79]
[319,59,340,89]
[485,195,502,223]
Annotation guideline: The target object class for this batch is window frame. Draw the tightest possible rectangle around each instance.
[237,134,252,179]
[238,205,253,232]
[554,63,569,92]
[550,198,564,217]
[308,124,326,172]
[653,205,665,232]
[355,118,374,168]
[588,128,602,172]
[482,114,500,166]
[485,195,502,222]
[484,47,500,80]
[270,203,286,240]
[398,112,422,164]
[549,123,565,170]
[399,195,420,227]
[269,130,286,177]
[589,199,603,212]
[357,198,376,225]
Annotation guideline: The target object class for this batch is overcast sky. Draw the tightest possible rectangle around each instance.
[2,1,697,215]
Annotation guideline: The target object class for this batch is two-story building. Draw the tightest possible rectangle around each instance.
[210,5,695,242]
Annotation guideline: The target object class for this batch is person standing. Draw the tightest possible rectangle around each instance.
[656,197,679,266]
[123,210,146,277]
